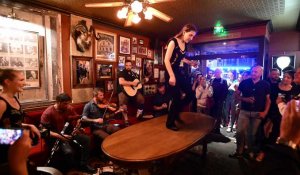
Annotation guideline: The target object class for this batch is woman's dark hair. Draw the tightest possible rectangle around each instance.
[174,23,198,38]
[284,70,295,80]
[0,68,19,86]
[56,93,72,102]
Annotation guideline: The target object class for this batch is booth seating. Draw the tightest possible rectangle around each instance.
[25,96,156,166]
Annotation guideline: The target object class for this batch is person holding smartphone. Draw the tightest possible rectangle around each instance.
[0,69,40,165]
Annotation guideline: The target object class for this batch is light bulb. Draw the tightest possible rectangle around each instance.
[277,56,291,70]
[132,13,141,24]
[117,7,128,19]
[144,8,153,20]
[131,0,143,13]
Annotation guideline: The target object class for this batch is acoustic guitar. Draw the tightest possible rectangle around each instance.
[123,79,142,96]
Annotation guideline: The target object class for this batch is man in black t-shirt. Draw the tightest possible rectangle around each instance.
[153,83,171,117]
[230,65,271,159]
[118,60,145,123]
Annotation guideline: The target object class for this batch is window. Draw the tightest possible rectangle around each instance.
[0,4,62,108]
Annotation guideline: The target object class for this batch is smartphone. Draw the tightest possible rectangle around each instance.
[0,128,23,145]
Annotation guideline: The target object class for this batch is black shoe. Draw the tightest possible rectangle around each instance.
[167,125,179,131]
[80,165,97,174]
[229,152,243,159]
[176,118,185,124]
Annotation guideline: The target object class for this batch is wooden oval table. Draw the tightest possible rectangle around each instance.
[102,112,215,175]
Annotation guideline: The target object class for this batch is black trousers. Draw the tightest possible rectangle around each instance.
[166,74,194,127]
[59,134,90,167]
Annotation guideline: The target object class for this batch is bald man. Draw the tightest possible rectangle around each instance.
[230,65,271,159]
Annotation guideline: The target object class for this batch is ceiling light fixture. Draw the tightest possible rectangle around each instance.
[117,0,153,23]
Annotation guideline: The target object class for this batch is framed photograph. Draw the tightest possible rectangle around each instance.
[154,68,159,79]
[118,55,125,67]
[119,36,131,54]
[132,68,141,81]
[132,37,137,44]
[138,46,147,56]
[96,63,114,79]
[72,56,94,88]
[159,70,165,83]
[143,59,154,83]
[136,57,142,67]
[147,49,153,59]
[95,29,117,61]
[71,15,93,57]
[143,84,157,96]
[0,27,40,88]
[105,80,114,92]
[131,54,136,61]
[132,46,138,54]
[139,39,144,45]
[154,48,163,65]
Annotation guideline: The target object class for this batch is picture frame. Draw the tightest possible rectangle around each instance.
[147,49,153,59]
[96,63,114,79]
[118,55,125,67]
[119,36,131,54]
[132,46,138,54]
[143,59,154,83]
[0,27,40,88]
[71,15,93,57]
[72,56,94,88]
[143,84,157,96]
[132,37,137,44]
[138,46,147,56]
[95,29,117,61]
[136,57,142,67]
[159,70,165,83]
[105,80,114,92]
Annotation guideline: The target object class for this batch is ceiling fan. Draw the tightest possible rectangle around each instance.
[85,0,175,27]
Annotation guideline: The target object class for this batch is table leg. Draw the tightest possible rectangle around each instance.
[138,168,150,175]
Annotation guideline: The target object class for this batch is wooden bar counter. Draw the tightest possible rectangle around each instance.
[101,112,215,174]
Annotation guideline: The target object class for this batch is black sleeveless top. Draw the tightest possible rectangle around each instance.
[0,96,24,128]
[169,38,186,72]
[0,96,24,164]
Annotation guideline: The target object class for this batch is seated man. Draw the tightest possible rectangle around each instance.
[40,93,96,174]
[118,60,145,123]
[153,83,171,117]
[81,88,120,143]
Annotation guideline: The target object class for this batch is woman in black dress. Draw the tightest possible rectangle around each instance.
[164,24,198,131]
[0,69,40,166]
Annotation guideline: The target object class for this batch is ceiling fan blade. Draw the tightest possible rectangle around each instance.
[147,7,173,22]
[124,11,134,27]
[85,2,125,8]
[147,0,176,4]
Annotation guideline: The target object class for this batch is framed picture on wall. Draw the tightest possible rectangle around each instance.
[105,80,114,92]
[132,46,138,54]
[118,55,125,67]
[143,59,154,83]
[0,27,40,88]
[119,36,131,54]
[96,63,114,79]
[132,37,137,44]
[136,57,142,67]
[72,56,94,88]
[147,49,153,59]
[95,29,117,61]
[138,46,147,55]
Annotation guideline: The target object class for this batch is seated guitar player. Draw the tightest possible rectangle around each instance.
[118,60,145,124]
[81,88,120,148]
